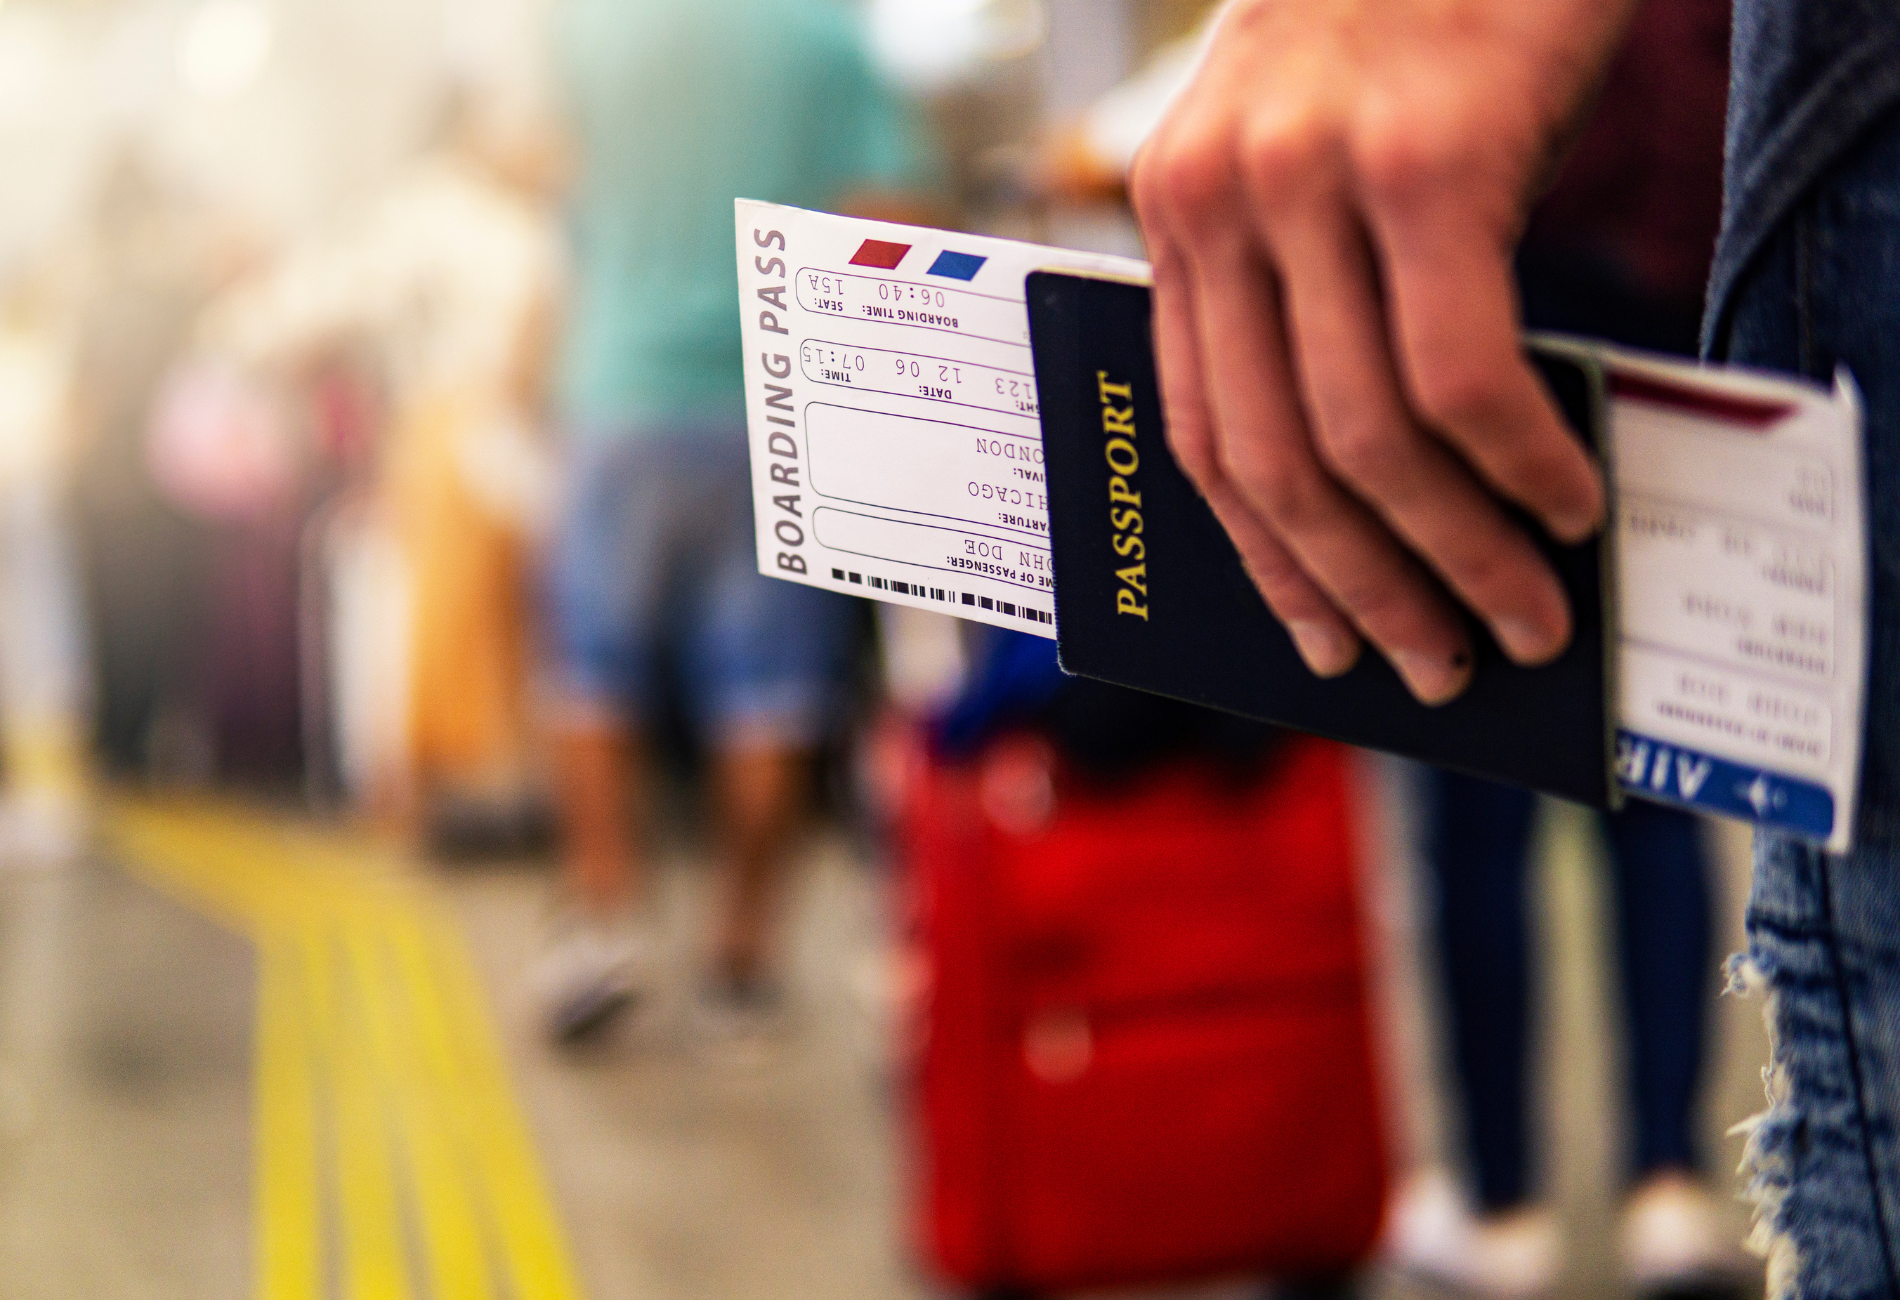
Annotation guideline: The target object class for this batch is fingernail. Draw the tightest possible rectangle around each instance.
[1549,502,1602,545]
[1391,649,1472,706]
[1495,616,1569,666]
[1287,621,1360,677]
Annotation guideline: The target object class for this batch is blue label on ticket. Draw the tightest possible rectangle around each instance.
[1615,730,1835,838]
[927,249,987,281]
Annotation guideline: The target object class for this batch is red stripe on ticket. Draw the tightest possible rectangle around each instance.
[1609,372,1795,429]
[849,239,912,270]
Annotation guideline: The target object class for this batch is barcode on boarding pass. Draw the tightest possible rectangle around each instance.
[829,567,1054,626]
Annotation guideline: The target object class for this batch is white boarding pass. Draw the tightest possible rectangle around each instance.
[736,199,1144,635]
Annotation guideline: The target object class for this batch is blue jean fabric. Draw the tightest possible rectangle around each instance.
[1708,111,1900,1298]
[548,421,857,747]
[1424,772,1713,1212]
[1707,0,1900,358]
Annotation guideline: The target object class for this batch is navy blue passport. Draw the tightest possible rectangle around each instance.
[1027,270,1613,806]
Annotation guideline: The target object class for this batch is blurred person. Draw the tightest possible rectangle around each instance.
[66,151,230,781]
[0,272,91,861]
[202,89,565,827]
[142,349,308,787]
[370,94,564,847]
[538,0,935,1040]
[1396,795,1725,1298]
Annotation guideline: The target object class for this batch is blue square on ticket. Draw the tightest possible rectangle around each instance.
[928,250,987,281]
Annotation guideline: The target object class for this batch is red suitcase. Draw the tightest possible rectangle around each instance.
[906,731,1388,1292]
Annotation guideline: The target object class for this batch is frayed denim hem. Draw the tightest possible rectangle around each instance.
[1734,832,1900,1300]
[1728,954,1803,1300]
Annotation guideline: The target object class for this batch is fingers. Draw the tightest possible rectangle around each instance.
[1145,231,1362,677]
[1184,239,1475,703]
[1128,50,1603,707]
[1250,173,1574,664]
[1136,124,1474,703]
[1204,484,1366,678]
[1361,156,1604,542]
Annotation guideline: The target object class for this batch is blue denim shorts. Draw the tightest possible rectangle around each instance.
[547,418,856,746]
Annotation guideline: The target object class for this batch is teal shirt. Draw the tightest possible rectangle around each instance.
[555,0,927,429]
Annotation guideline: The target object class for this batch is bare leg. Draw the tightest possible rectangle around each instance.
[552,718,648,915]
[709,740,811,985]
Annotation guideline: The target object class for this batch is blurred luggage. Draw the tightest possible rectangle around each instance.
[907,730,1388,1293]
[203,513,306,784]
[147,357,310,786]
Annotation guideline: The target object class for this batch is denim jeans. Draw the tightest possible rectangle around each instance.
[1708,111,1900,1299]
[548,420,857,747]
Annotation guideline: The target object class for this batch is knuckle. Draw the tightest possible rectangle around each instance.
[1209,502,1339,626]
[1229,534,1303,604]
[1411,360,1508,434]
[1164,422,1221,490]
[1252,566,1331,627]
[1238,113,1335,205]
[1336,571,1433,647]
[1224,440,1326,533]
[1127,145,1169,224]
[1314,417,1405,494]
[1247,551,1306,597]
[1145,128,1236,231]
[1438,534,1522,609]
[1510,436,1587,492]
[1351,108,1468,209]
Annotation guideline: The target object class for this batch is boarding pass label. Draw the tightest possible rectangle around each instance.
[736,200,1144,637]
[1601,349,1866,849]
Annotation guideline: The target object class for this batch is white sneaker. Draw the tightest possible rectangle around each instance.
[1620,1174,1742,1292]
[530,916,652,1043]
[1385,1168,1564,1299]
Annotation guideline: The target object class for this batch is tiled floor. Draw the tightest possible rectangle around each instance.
[0,779,1768,1299]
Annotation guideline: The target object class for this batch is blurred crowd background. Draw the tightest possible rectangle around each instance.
[0,0,1208,837]
[0,1,1767,1298]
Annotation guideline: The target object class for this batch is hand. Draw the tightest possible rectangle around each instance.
[1130,0,1635,703]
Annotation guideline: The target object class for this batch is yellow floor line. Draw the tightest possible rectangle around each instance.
[426,909,585,1300]
[254,926,322,1300]
[350,916,493,1300]
[332,919,414,1300]
[111,804,289,931]
[106,800,586,1300]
